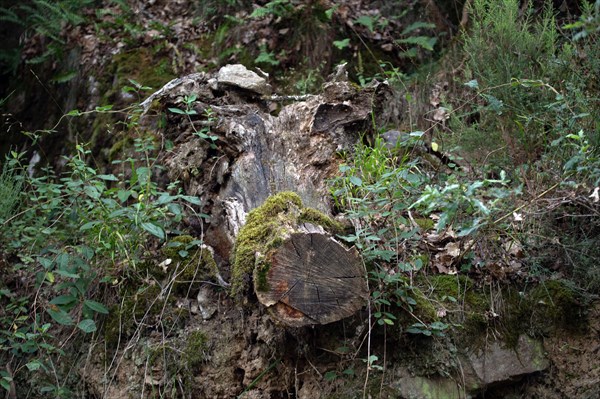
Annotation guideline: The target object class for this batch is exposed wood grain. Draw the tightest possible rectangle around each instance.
[256,232,368,327]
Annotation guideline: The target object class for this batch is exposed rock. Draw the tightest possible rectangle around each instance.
[393,370,465,399]
[196,285,217,320]
[216,64,272,95]
[391,335,549,399]
[466,335,549,387]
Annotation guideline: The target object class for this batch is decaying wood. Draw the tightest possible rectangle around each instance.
[256,230,368,327]
[142,64,397,283]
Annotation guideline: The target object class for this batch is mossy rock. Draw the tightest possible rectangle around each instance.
[230,191,343,297]
[409,285,438,323]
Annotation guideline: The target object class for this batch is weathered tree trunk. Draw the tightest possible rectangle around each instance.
[140,64,393,324]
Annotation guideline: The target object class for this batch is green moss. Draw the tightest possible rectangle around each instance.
[410,286,438,322]
[430,275,473,299]
[108,135,135,162]
[111,47,176,90]
[299,207,344,234]
[422,274,491,343]
[254,258,271,293]
[528,279,587,334]
[231,192,342,297]
[104,283,168,346]
[231,192,302,296]
[184,330,209,369]
[162,235,196,259]
[495,279,588,348]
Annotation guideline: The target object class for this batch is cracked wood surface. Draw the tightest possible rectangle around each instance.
[256,232,368,327]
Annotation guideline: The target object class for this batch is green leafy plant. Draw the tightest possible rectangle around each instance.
[249,0,293,19]
[0,121,202,396]
[0,154,23,224]
[169,95,219,145]
[255,44,281,66]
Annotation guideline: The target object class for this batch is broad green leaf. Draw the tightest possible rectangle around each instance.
[40,385,57,393]
[47,307,74,326]
[342,368,355,376]
[26,360,43,371]
[77,319,97,333]
[325,7,335,20]
[67,109,82,116]
[180,195,202,205]
[78,244,95,259]
[97,174,118,181]
[333,38,350,50]
[95,105,113,112]
[168,203,182,215]
[80,221,101,231]
[117,189,131,203]
[141,222,166,240]
[168,107,187,115]
[54,270,80,279]
[45,272,55,283]
[84,185,101,199]
[324,371,337,381]
[355,15,374,32]
[157,194,175,204]
[38,257,54,269]
[49,295,77,306]
[84,300,109,314]
[56,253,69,270]
[349,176,362,187]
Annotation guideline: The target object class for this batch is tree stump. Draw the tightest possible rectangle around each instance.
[230,191,367,327]
[148,65,397,267]
[255,228,368,327]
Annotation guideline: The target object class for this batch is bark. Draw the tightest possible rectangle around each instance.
[139,66,392,324]
[143,64,397,270]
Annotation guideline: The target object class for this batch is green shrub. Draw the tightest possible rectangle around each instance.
[460,0,560,165]
[0,131,202,396]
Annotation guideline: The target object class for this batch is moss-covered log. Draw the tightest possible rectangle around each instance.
[232,192,367,327]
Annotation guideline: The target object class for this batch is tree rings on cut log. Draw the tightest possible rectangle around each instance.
[255,231,368,327]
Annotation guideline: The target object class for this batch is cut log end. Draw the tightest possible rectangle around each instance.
[255,232,367,327]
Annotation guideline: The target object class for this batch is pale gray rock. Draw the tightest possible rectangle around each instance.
[216,64,272,95]
[467,335,549,386]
